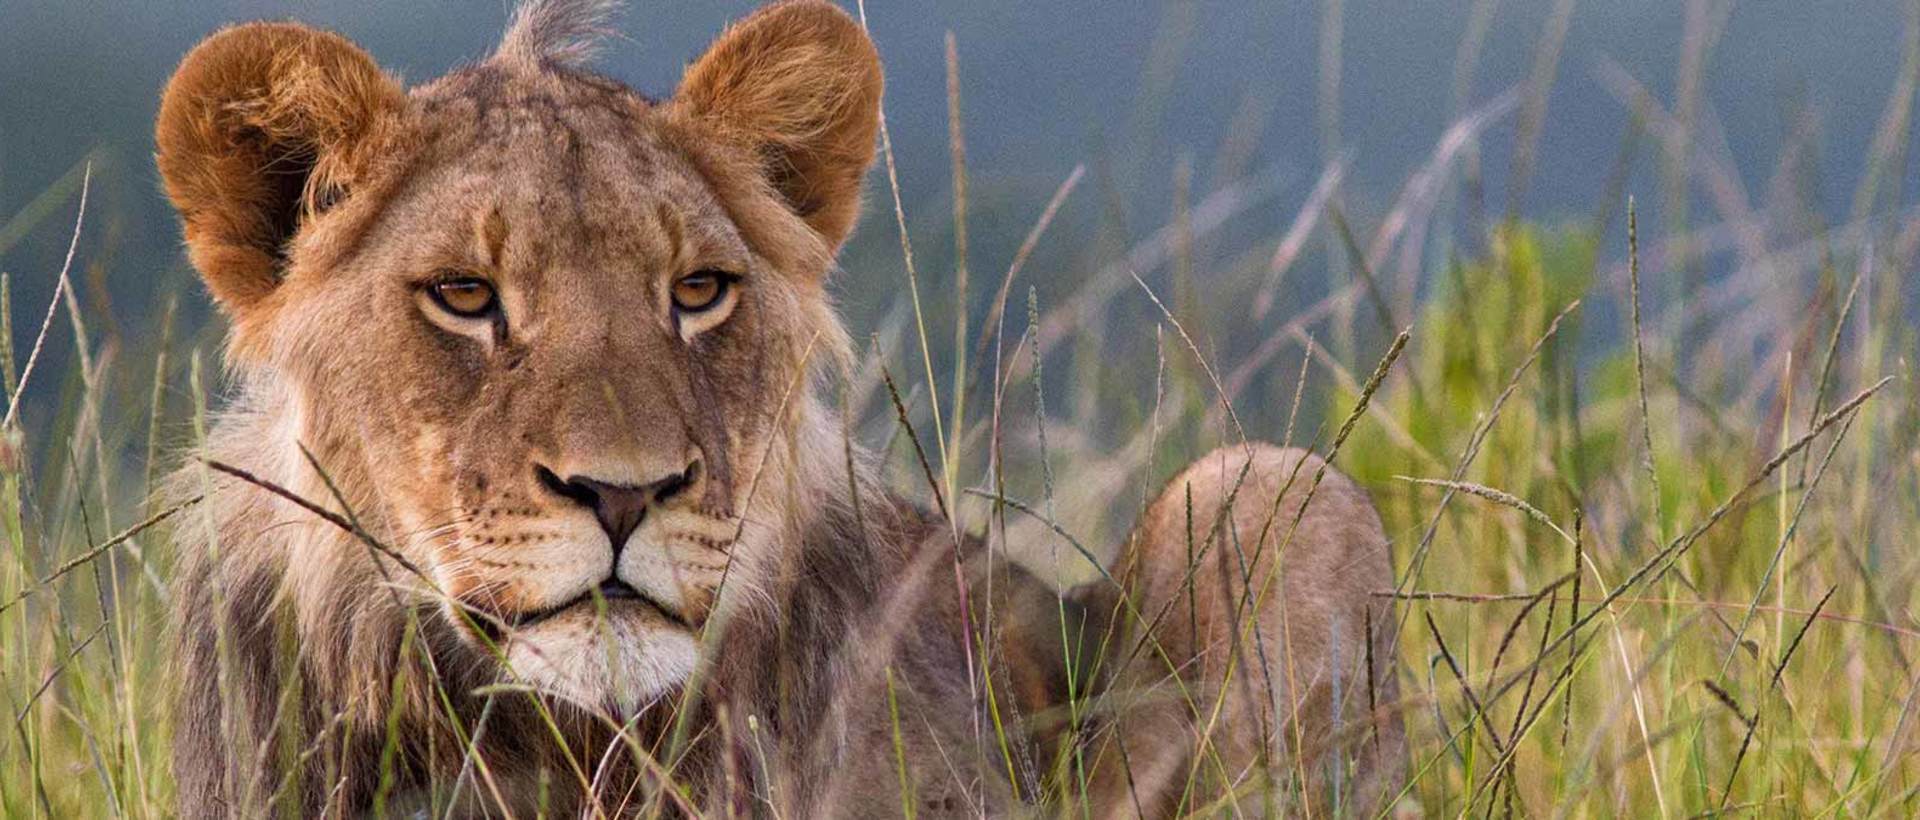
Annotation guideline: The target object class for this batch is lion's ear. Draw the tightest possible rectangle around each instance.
[673,0,882,249]
[155,22,403,318]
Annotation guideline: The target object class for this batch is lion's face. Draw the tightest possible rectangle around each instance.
[156,2,881,715]
[312,84,787,712]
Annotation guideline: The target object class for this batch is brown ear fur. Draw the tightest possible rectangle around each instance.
[155,22,403,316]
[673,0,882,248]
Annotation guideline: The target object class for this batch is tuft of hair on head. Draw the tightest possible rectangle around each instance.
[493,0,624,68]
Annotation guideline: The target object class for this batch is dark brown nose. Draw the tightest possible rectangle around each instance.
[536,462,698,553]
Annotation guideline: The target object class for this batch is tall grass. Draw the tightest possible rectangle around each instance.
[4,4,1920,817]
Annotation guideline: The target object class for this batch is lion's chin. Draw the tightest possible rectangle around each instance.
[501,600,698,718]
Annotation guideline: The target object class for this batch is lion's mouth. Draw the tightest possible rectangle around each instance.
[513,579,691,631]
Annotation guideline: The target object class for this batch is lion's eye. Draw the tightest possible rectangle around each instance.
[671,271,733,313]
[429,278,498,318]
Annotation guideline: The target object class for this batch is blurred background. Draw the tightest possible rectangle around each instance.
[4,0,1917,370]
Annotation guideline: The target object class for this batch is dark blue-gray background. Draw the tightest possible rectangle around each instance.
[0,1,1913,388]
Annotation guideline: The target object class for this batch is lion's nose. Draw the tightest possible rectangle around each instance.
[535,461,699,552]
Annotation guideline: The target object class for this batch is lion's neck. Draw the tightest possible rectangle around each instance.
[173,384,1009,814]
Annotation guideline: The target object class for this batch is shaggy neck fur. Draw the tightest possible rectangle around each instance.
[167,370,979,815]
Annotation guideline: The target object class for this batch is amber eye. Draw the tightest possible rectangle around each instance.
[429,278,498,318]
[671,270,734,313]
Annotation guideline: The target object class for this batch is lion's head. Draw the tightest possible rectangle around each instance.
[157,0,880,717]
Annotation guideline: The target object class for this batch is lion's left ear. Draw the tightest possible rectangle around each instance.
[156,22,403,320]
[672,0,882,249]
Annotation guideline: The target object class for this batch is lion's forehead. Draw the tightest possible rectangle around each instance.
[307,80,752,330]
[387,65,722,249]
[413,62,654,143]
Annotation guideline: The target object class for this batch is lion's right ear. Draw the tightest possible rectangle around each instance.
[673,1,882,250]
[155,23,403,318]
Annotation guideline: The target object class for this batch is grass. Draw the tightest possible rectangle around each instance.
[5,6,1920,819]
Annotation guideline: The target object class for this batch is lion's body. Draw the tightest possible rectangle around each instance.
[156,1,1403,815]
[1092,444,1407,815]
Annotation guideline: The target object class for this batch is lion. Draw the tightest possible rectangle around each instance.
[154,0,1405,815]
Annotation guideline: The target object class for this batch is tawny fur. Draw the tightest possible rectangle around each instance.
[1090,444,1408,815]
[154,22,405,323]
[155,1,1404,816]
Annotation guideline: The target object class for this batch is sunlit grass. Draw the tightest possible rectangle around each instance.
[4,6,1920,817]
